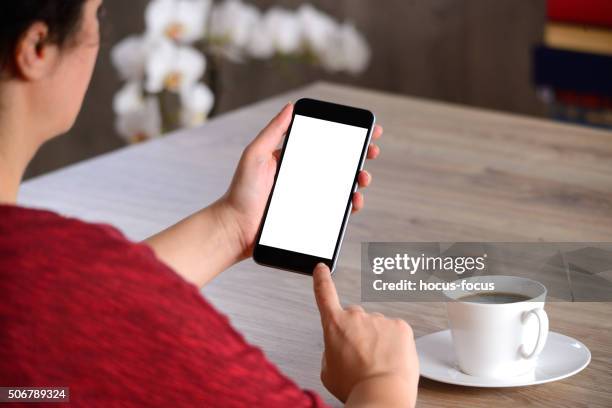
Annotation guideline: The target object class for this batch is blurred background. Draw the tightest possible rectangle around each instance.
[25,0,612,178]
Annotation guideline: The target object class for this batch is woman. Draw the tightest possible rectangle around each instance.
[0,1,419,406]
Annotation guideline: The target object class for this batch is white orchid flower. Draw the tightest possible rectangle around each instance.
[179,83,215,127]
[113,81,144,115]
[111,35,151,81]
[145,0,211,44]
[113,83,162,143]
[246,20,275,59]
[115,98,162,143]
[145,38,206,93]
[209,0,260,49]
[320,22,371,74]
[298,4,338,56]
[262,7,303,55]
[338,23,371,74]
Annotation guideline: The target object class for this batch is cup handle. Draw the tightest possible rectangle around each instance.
[520,308,549,360]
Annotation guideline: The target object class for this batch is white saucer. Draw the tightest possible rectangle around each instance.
[416,330,591,387]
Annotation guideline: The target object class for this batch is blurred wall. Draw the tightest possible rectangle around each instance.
[25,0,546,178]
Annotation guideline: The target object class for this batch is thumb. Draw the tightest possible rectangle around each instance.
[313,263,342,323]
[249,103,293,152]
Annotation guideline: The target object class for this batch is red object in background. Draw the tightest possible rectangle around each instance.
[0,205,327,408]
[548,0,612,27]
[555,89,612,109]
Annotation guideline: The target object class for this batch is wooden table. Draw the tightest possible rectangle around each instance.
[20,82,612,407]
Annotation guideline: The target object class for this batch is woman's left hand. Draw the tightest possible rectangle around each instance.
[219,102,383,259]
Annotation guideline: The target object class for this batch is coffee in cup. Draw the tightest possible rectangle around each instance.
[444,275,549,379]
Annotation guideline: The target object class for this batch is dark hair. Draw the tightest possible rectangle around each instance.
[0,0,87,70]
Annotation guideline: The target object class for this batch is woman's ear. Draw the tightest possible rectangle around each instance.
[14,22,59,80]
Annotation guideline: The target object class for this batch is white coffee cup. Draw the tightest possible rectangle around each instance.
[444,275,549,379]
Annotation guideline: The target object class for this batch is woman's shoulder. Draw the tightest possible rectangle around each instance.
[0,204,140,263]
[0,204,195,295]
[0,203,125,242]
[0,203,227,327]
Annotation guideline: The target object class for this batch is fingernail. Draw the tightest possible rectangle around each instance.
[315,263,327,271]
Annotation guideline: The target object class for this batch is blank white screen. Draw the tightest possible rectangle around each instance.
[259,114,368,258]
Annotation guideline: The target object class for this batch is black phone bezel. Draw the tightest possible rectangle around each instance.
[253,98,375,275]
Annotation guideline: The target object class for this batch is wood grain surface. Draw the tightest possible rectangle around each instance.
[20,82,612,407]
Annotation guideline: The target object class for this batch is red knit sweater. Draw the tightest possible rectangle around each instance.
[0,205,327,407]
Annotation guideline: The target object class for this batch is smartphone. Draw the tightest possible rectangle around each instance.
[253,98,375,275]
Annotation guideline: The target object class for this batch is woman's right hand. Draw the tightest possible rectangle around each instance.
[312,263,419,407]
